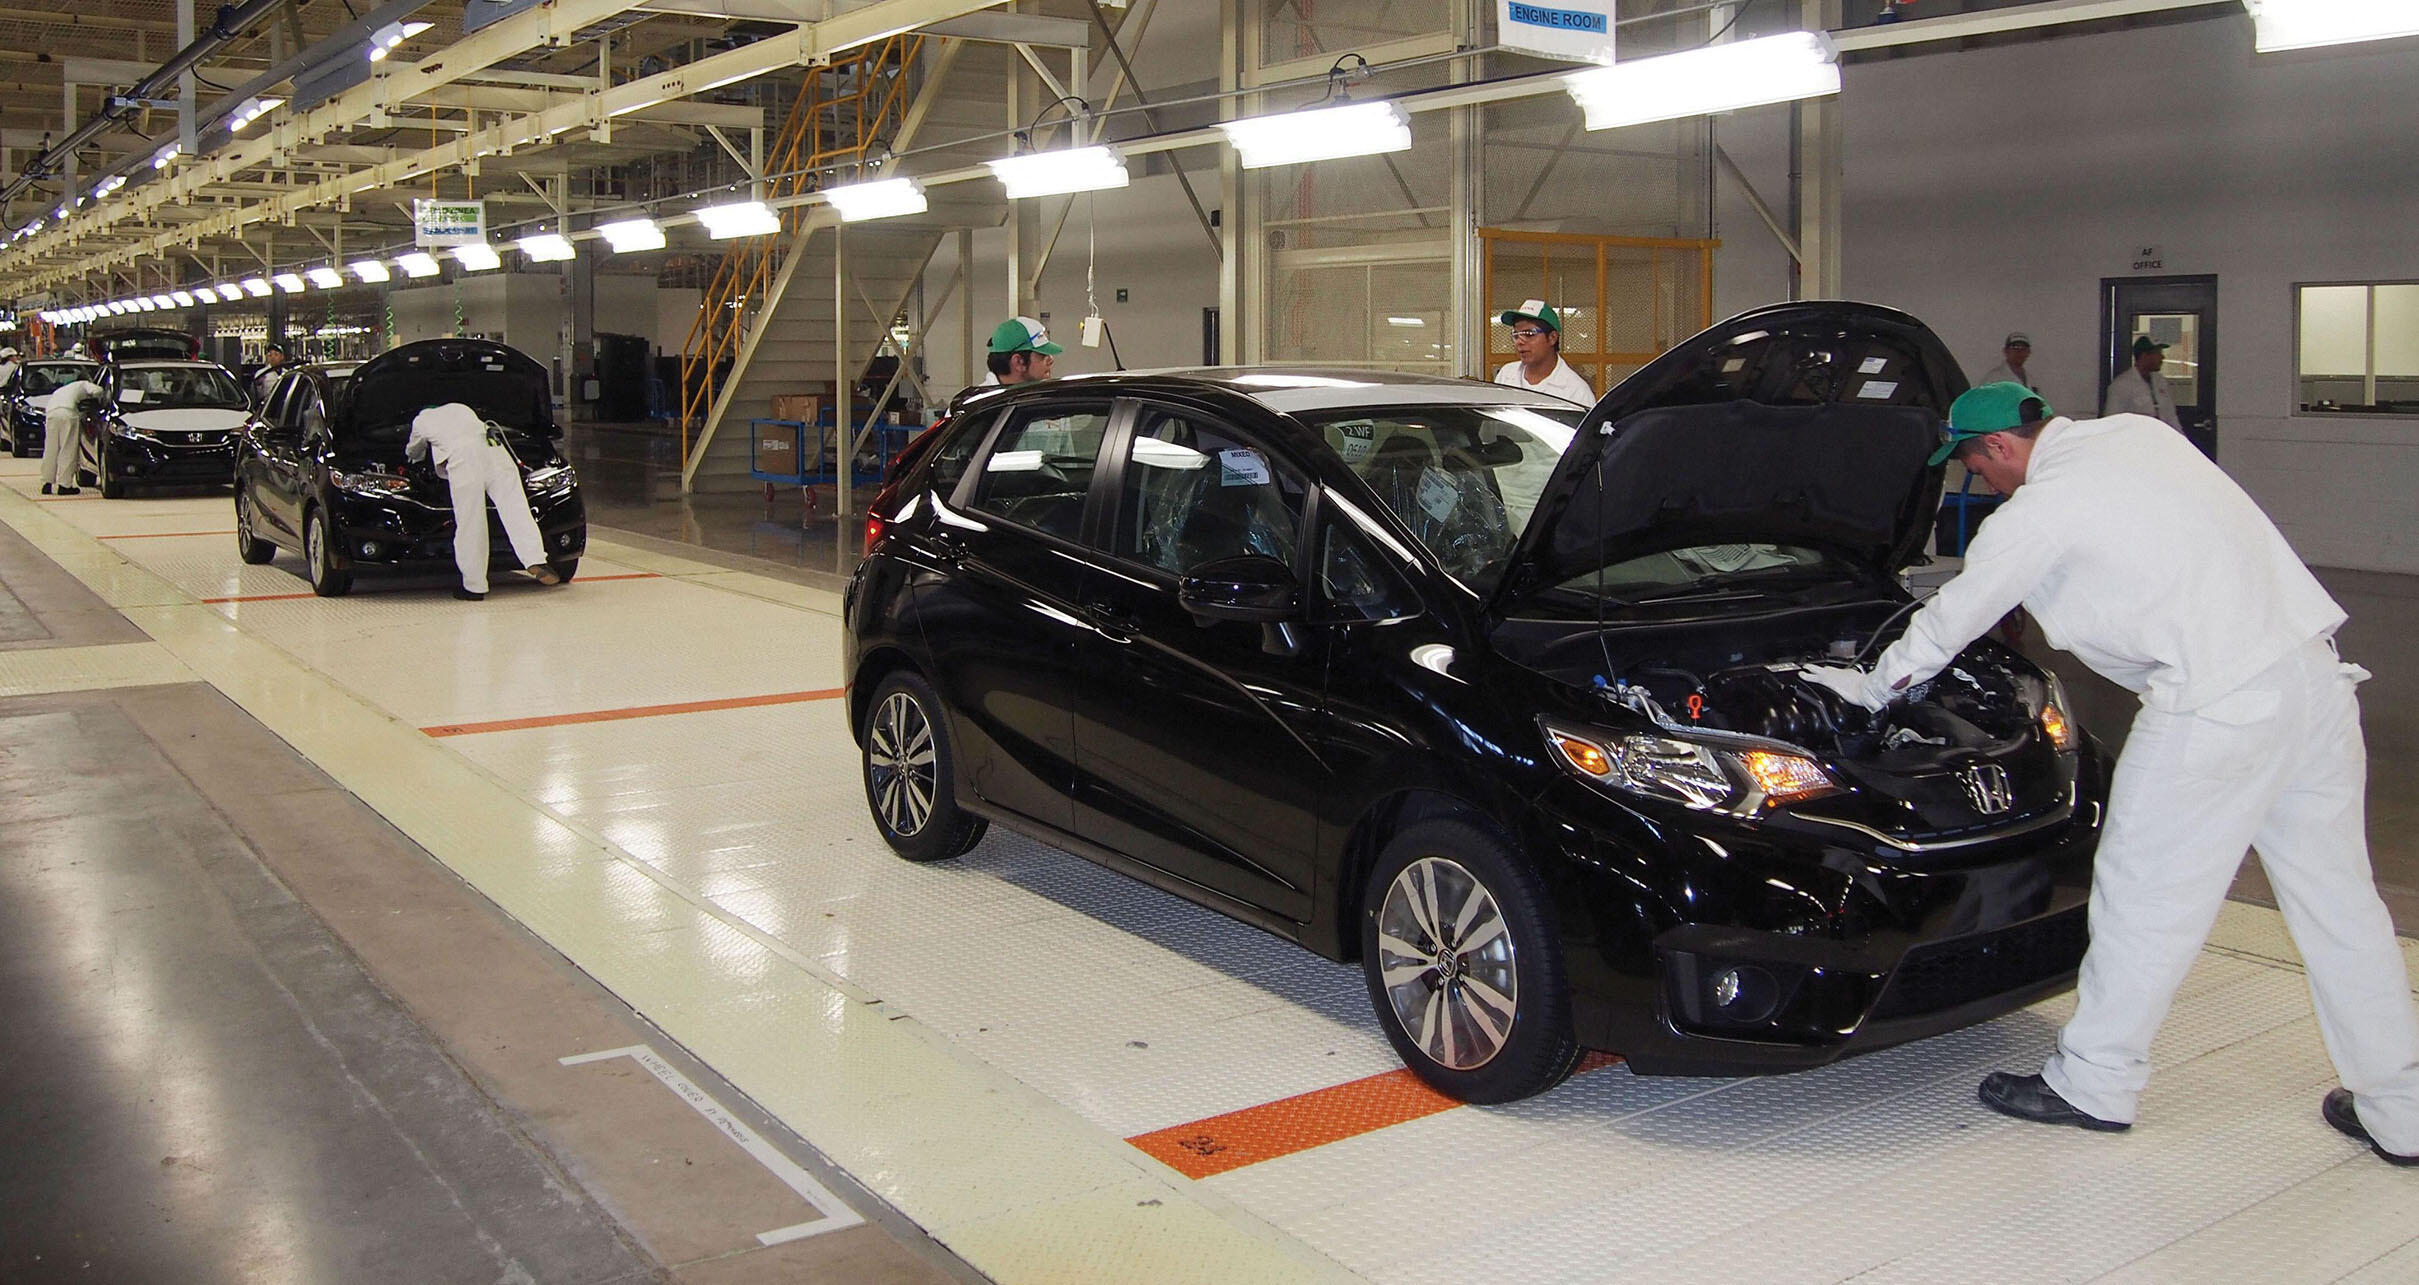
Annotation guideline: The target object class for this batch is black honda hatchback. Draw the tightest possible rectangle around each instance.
[843,302,2105,1102]
[231,339,585,595]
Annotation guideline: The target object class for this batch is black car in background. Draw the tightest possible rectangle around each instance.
[87,359,252,496]
[232,339,585,596]
[2,358,100,457]
[843,302,2106,1103]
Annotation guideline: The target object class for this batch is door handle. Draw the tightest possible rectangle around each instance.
[1085,603,1138,640]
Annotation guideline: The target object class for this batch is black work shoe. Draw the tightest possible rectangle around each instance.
[527,563,561,586]
[1978,1071,2131,1132]
[452,587,487,601]
[40,483,53,494]
[2324,1088,2419,1167]
[56,487,78,495]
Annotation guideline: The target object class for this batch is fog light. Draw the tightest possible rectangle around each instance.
[358,540,381,557]
[556,532,574,549]
[1708,964,1780,1023]
[1712,968,1741,1008]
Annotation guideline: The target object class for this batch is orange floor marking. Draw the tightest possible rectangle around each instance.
[422,686,842,737]
[1129,1052,1623,1180]
[200,572,659,605]
[99,530,237,540]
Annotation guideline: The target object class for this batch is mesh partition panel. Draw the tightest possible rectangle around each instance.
[1482,231,1714,394]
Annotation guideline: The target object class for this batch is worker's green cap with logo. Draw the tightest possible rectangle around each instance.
[987,315,1062,356]
[1930,381,2054,465]
[1496,299,1560,333]
[2130,335,2169,356]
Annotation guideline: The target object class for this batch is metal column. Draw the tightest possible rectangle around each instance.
[1793,0,1844,299]
[834,221,850,573]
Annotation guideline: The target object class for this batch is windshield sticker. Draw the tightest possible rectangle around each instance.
[1416,468,1459,521]
[1856,380,1899,400]
[118,388,145,404]
[1219,447,1271,487]
[1332,421,1375,464]
[1720,356,1747,374]
[1857,356,1890,375]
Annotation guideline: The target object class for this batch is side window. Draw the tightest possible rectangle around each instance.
[924,410,992,500]
[1314,500,1421,622]
[261,376,296,428]
[1116,408,1305,575]
[966,404,1110,541]
[299,387,330,440]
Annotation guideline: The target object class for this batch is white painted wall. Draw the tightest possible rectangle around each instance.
[1713,14,2419,572]
[389,270,567,356]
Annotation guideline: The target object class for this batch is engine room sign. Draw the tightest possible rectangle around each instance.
[415,200,487,247]
[1498,0,1617,64]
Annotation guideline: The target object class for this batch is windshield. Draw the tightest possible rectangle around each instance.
[1300,403,1581,593]
[19,364,94,396]
[117,366,247,409]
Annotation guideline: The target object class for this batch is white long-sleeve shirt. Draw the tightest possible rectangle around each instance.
[2102,366,2181,430]
[1976,361,2035,391]
[405,402,494,478]
[45,379,103,415]
[1493,358,1595,408]
[1866,413,2343,714]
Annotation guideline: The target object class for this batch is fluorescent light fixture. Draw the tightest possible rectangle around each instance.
[367,19,433,61]
[136,297,158,311]
[1221,101,1412,169]
[153,142,181,170]
[395,252,440,278]
[518,232,575,262]
[149,294,175,308]
[93,174,127,198]
[596,217,665,252]
[985,146,1128,199]
[2243,0,2419,51]
[451,242,501,271]
[110,301,132,314]
[273,273,305,292]
[228,96,284,131]
[54,205,70,221]
[694,199,780,239]
[170,290,195,307]
[306,267,343,289]
[1386,316,1426,327]
[824,176,927,222]
[1563,31,1840,132]
[215,285,246,302]
[243,277,272,297]
[348,259,390,284]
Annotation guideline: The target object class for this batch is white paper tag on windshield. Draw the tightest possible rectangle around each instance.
[1858,356,1889,374]
[1332,421,1374,463]
[1416,468,1459,521]
[118,388,146,404]
[1219,448,1270,487]
[1856,380,1899,399]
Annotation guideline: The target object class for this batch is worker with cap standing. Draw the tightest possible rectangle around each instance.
[2104,335,2182,431]
[405,402,561,601]
[961,315,1061,399]
[0,345,20,389]
[1793,381,2419,1166]
[39,371,104,496]
[1493,300,1595,407]
[1978,332,2037,391]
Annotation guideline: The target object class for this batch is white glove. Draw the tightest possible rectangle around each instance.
[1796,663,1888,711]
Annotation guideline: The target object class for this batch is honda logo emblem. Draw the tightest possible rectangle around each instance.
[1961,763,2014,815]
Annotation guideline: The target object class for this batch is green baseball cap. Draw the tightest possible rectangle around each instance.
[1930,381,2054,465]
[2130,335,2169,356]
[987,315,1062,356]
[1497,299,1560,333]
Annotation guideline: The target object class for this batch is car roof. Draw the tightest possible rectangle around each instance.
[114,359,226,369]
[994,367,1588,416]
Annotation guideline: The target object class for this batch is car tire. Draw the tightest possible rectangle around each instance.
[861,671,987,862]
[1360,817,1582,1103]
[98,447,125,499]
[235,487,276,564]
[548,557,578,584]
[304,506,352,597]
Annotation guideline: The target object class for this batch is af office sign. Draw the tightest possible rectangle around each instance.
[415,200,487,248]
[1499,0,1616,64]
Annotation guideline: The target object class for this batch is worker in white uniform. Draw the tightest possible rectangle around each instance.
[405,402,560,600]
[1796,383,2419,1166]
[1492,301,1595,407]
[2103,334,2182,430]
[39,375,104,495]
[0,346,20,392]
[1976,331,2037,391]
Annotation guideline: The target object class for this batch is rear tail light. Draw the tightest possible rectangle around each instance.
[864,509,887,555]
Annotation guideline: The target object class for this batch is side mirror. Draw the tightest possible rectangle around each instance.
[1179,553,1301,625]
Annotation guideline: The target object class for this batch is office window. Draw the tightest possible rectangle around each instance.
[2297,282,2419,415]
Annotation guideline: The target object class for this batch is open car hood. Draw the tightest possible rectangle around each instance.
[345,339,553,439]
[1497,301,1965,609]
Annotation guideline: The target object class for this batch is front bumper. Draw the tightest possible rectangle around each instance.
[107,431,237,484]
[1529,756,2103,1076]
[326,486,587,568]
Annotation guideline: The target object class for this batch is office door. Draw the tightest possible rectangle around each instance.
[2102,274,2218,458]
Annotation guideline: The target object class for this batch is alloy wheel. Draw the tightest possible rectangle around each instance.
[1375,856,1519,1071]
[867,691,937,838]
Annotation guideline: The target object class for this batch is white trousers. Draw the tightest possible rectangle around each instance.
[40,409,82,490]
[442,442,548,594]
[2041,638,2419,1154]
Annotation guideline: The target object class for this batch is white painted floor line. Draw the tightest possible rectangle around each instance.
[561,1044,867,1245]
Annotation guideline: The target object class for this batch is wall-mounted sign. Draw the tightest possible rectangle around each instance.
[415,200,487,247]
[2131,244,2164,271]
[1498,0,1617,64]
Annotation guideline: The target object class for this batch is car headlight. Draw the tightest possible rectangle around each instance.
[1542,720,1842,813]
[108,420,152,440]
[331,468,412,495]
[523,462,576,497]
[2014,672,2081,753]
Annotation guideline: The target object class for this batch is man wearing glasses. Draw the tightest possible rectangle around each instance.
[1491,300,1595,407]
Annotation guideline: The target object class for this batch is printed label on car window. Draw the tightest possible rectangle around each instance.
[1416,468,1459,521]
[1219,448,1271,487]
[118,388,146,404]
[1858,356,1890,374]
[1331,421,1375,463]
[1856,380,1899,400]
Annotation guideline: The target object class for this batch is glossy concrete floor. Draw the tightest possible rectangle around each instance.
[6,452,2418,1284]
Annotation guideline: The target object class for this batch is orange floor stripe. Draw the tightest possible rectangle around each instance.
[1129,1053,1623,1180]
[200,572,659,605]
[99,530,236,540]
[422,686,843,737]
